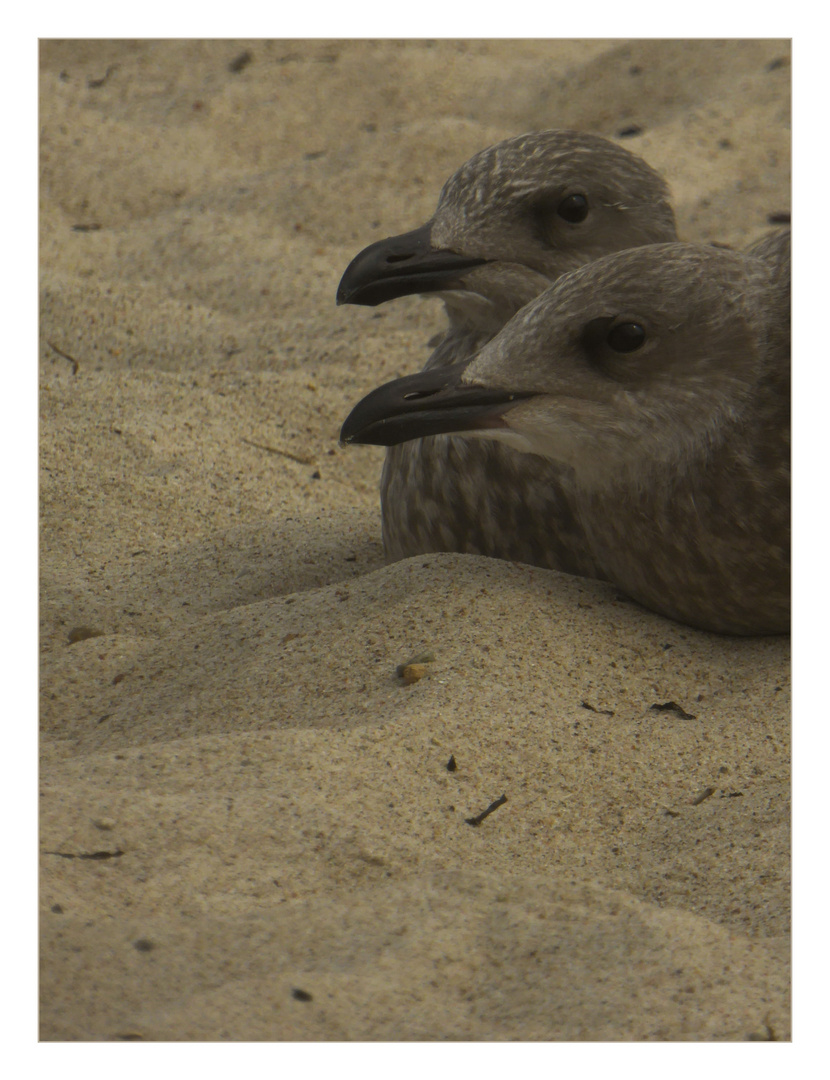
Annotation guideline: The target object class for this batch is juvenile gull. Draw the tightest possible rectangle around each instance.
[338,131,678,574]
[341,239,791,635]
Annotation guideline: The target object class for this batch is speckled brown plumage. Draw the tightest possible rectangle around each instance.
[342,238,791,635]
[338,131,679,572]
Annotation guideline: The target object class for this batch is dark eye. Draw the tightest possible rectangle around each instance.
[556,194,589,223]
[606,322,646,352]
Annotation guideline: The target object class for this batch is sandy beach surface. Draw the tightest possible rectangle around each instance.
[39,39,791,1041]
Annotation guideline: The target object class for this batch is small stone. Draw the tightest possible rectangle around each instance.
[228,50,253,73]
[67,626,104,645]
[400,664,428,685]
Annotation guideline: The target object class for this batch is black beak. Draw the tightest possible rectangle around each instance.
[336,223,489,307]
[340,361,533,447]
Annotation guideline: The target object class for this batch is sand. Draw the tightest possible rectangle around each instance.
[39,39,791,1041]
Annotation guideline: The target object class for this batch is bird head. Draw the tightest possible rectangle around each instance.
[336,130,678,331]
[341,242,782,491]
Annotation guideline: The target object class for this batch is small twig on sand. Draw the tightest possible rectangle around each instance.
[465,794,507,827]
[47,341,80,375]
[240,437,315,465]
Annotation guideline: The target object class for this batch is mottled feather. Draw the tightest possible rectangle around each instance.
[360,131,680,569]
[344,238,790,634]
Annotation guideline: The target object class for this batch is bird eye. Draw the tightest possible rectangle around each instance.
[556,194,589,223]
[606,322,646,352]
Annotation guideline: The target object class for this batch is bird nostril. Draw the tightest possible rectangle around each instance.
[386,253,414,264]
[403,389,437,400]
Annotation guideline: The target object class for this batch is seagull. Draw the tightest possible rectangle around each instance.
[341,239,791,635]
[337,130,678,573]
